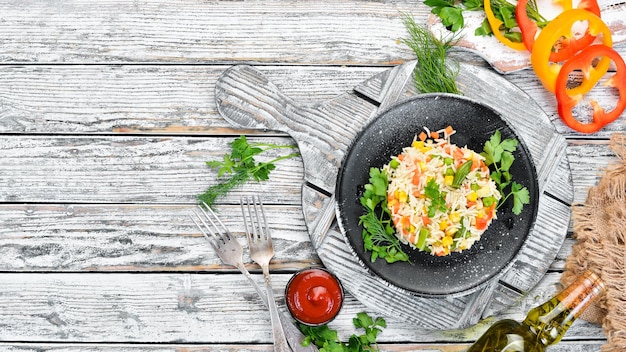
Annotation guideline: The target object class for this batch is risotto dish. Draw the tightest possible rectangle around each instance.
[384,126,501,256]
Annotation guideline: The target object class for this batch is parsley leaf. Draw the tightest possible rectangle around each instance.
[299,312,386,352]
[198,135,299,208]
[424,178,448,217]
[424,0,465,32]
[480,130,530,215]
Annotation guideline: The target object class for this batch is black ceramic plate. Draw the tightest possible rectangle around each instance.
[335,93,539,297]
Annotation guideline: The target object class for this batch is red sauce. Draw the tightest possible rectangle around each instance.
[285,268,343,326]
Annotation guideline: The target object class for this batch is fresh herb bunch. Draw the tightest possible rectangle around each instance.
[424,0,547,42]
[198,135,299,208]
[359,168,410,264]
[401,13,460,94]
[480,130,530,215]
[299,312,387,352]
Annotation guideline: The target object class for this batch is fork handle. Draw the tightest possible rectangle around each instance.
[235,263,316,352]
[261,265,292,352]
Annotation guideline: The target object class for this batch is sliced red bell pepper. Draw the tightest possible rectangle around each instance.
[531,9,612,93]
[516,0,599,62]
[484,0,526,51]
[555,44,626,133]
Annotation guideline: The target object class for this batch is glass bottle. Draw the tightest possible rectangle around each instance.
[466,270,606,352]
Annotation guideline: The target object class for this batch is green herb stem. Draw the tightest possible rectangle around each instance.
[198,135,300,208]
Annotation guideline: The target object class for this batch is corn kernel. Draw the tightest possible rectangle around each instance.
[477,210,485,219]
[412,141,425,149]
[418,162,426,171]
[445,227,458,237]
[397,190,408,203]
[442,236,454,247]
[449,212,461,223]
[466,191,478,202]
[439,220,448,231]
[476,186,491,198]
[444,175,454,186]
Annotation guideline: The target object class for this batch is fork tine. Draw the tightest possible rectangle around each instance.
[240,197,250,239]
[254,196,270,240]
[200,202,234,241]
[190,209,222,250]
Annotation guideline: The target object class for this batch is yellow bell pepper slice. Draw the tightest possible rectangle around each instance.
[530,9,612,93]
[484,0,526,51]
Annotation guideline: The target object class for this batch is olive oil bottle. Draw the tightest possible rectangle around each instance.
[466,270,606,352]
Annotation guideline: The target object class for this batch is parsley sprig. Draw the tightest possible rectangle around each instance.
[424,178,448,217]
[424,0,548,42]
[198,135,299,208]
[480,130,530,215]
[299,312,387,352]
[359,168,410,264]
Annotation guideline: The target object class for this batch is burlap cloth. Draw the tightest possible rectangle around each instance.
[560,133,626,352]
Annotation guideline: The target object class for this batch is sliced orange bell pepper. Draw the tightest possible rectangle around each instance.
[484,0,526,51]
[531,9,612,94]
[555,44,626,133]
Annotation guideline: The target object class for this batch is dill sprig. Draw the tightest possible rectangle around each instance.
[198,135,299,208]
[401,13,461,94]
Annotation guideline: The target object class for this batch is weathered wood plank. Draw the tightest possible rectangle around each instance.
[0,341,608,351]
[0,136,617,207]
[0,203,583,273]
[0,341,608,352]
[0,64,624,137]
[0,0,419,65]
[0,204,316,272]
[0,272,604,344]
[0,136,304,204]
[0,203,580,273]
[0,0,623,69]
[0,65,384,134]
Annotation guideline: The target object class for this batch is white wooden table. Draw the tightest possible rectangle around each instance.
[0,1,623,351]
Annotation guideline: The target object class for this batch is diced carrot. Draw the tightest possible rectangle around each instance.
[397,154,405,161]
[393,202,401,213]
[412,171,421,185]
[467,200,477,208]
[401,216,411,233]
[445,125,454,135]
[476,217,489,231]
[453,147,465,160]
[421,215,431,226]
[430,131,439,139]
[485,204,496,221]
[418,131,427,141]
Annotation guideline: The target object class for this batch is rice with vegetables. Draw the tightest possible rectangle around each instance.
[384,126,501,256]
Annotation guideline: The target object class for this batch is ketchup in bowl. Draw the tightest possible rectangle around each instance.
[285,268,343,326]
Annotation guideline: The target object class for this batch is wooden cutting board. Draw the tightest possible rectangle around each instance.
[215,61,573,329]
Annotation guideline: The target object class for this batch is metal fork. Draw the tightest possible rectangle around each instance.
[241,195,291,352]
[191,202,315,352]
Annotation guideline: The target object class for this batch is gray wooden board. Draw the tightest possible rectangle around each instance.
[214,62,573,329]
